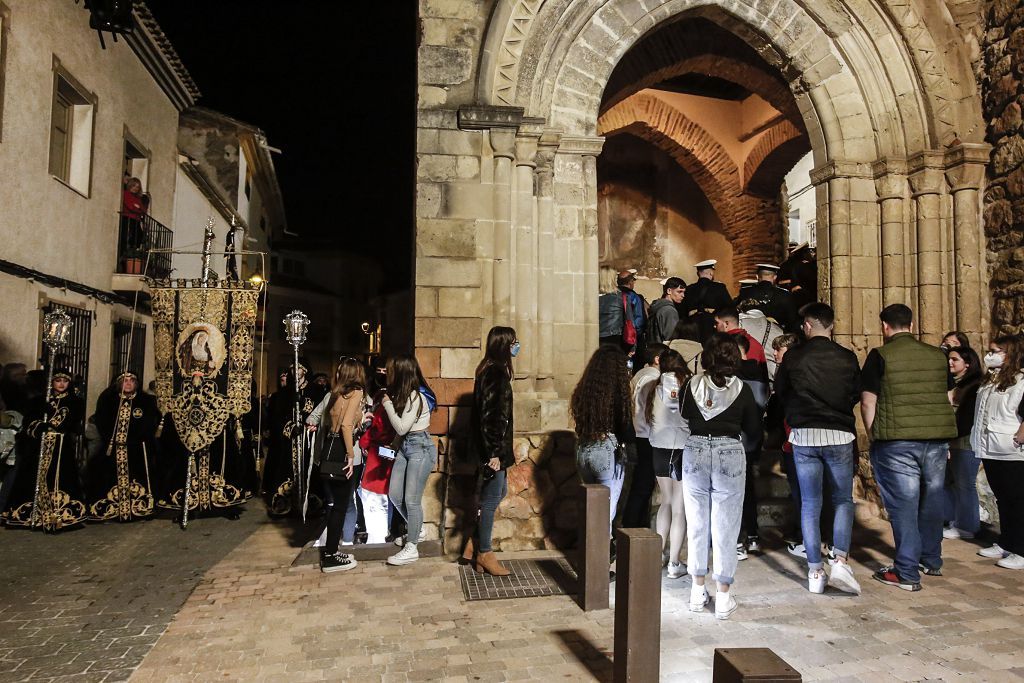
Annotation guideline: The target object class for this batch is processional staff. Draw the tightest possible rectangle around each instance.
[31,309,73,528]
[282,310,310,514]
[180,220,217,530]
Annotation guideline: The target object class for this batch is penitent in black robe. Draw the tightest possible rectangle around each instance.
[1,392,87,530]
[87,388,161,522]
[262,381,327,517]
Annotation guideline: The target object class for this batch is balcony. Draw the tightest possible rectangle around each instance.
[112,213,173,294]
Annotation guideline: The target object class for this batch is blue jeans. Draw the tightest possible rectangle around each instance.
[341,464,364,544]
[680,435,746,585]
[943,448,980,534]
[388,431,437,544]
[476,468,508,552]
[576,436,625,534]
[870,440,948,583]
[793,443,856,571]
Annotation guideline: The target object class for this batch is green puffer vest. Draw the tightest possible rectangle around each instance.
[873,332,957,441]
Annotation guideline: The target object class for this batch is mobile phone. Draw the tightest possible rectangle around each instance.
[378,446,396,460]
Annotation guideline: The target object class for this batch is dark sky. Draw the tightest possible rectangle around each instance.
[146,2,416,273]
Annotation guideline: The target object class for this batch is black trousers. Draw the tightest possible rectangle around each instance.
[984,459,1024,556]
[324,473,355,554]
[741,454,759,540]
[621,438,656,528]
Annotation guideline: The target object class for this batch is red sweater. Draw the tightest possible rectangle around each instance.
[728,328,767,365]
[122,190,146,220]
[358,402,396,495]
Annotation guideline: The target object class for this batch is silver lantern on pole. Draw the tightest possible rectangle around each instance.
[31,309,73,527]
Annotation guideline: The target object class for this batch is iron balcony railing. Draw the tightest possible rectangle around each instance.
[117,212,173,279]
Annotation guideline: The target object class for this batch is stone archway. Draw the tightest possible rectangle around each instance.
[414,0,990,551]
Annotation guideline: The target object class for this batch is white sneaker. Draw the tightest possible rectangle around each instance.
[996,553,1024,570]
[943,526,975,540]
[978,543,1009,559]
[808,569,826,594]
[387,543,419,566]
[786,543,806,558]
[736,544,748,561]
[393,530,428,547]
[715,591,738,620]
[689,583,709,612]
[667,561,686,579]
[828,562,861,595]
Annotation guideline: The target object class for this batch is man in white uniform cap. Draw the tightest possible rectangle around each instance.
[683,259,732,342]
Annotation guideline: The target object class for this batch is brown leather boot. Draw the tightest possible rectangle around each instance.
[459,537,475,566]
[475,551,511,576]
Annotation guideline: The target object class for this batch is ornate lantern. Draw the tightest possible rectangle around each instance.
[283,310,310,348]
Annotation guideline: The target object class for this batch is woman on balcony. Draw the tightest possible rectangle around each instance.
[120,177,149,262]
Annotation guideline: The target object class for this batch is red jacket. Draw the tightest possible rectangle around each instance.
[122,190,146,220]
[358,401,396,495]
[728,328,767,365]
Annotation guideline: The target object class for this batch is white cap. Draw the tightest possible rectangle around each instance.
[694,259,717,269]
[738,278,757,285]
[627,268,638,274]
[755,264,780,273]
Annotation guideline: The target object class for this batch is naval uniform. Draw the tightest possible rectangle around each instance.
[683,278,733,342]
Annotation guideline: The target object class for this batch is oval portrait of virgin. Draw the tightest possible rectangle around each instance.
[176,322,227,380]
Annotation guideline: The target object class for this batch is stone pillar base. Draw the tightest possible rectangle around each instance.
[514,395,569,432]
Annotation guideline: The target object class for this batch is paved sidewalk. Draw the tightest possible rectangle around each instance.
[0,507,268,683]
[129,504,1024,682]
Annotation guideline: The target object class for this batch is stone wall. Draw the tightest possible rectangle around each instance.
[983,0,1024,336]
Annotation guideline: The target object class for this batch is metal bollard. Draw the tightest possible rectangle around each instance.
[613,528,662,682]
[577,483,610,611]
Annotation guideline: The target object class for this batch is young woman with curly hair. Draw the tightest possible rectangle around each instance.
[571,345,633,532]
[972,334,1024,569]
[679,333,762,619]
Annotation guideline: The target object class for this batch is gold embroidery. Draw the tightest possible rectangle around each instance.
[170,380,230,453]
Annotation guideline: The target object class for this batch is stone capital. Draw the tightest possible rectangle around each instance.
[514,133,540,168]
[458,104,524,131]
[557,135,606,157]
[907,150,945,196]
[944,143,992,192]
[490,128,517,159]
[809,160,872,186]
[871,158,908,201]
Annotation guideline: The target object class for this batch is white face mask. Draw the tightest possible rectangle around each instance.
[985,351,1005,369]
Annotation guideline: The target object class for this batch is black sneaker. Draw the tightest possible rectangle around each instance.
[919,564,943,577]
[321,552,358,573]
[746,536,761,553]
[872,566,921,591]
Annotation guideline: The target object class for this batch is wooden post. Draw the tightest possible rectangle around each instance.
[577,484,610,611]
[713,648,801,682]
[613,528,661,682]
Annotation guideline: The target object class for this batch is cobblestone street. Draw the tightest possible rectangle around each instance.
[5,501,1019,682]
[0,509,266,683]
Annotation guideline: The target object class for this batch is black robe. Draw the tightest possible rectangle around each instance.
[1,392,87,530]
[262,381,328,516]
[87,388,161,521]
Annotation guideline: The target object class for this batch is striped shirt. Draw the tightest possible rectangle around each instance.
[789,427,856,447]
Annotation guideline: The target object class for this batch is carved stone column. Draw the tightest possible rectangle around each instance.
[535,133,560,395]
[513,131,539,389]
[872,159,909,307]
[490,128,516,326]
[944,143,991,346]
[908,151,946,344]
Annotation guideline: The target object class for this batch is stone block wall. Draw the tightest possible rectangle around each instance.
[983,0,1024,335]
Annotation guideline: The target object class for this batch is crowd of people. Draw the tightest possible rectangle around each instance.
[581,257,1024,619]
[2,255,1022,613]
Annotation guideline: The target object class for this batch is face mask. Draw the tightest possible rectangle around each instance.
[510,342,521,357]
[985,351,1005,369]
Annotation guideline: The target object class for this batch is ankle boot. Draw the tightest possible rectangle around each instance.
[475,551,510,576]
[459,537,476,566]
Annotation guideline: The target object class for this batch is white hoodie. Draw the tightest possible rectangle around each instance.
[648,372,690,449]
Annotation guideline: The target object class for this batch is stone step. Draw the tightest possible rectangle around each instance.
[757,496,795,529]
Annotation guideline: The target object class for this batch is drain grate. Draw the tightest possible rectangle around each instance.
[459,558,578,601]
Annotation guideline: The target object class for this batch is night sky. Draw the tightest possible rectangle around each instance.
[146,2,416,283]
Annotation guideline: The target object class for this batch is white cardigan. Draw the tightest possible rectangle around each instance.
[648,372,690,450]
[971,373,1024,461]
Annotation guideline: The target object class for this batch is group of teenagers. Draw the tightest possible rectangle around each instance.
[569,296,1024,620]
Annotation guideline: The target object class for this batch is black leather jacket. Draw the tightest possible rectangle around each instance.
[774,336,861,433]
[470,364,514,468]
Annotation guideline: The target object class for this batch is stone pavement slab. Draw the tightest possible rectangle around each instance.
[127,504,1024,682]
[0,506,267,683]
